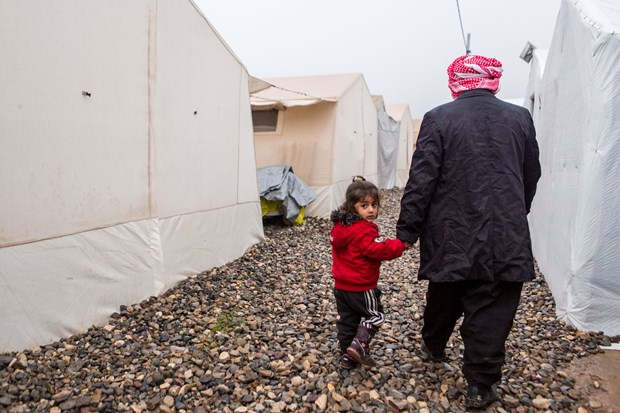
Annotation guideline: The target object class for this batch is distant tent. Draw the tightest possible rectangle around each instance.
[527,0,620,335]
[250,73,379,218]
[524,49,549,125]
[373,95,400,189]
[0,0,264,351]
[385,104,415,188]
[411,118,423,154]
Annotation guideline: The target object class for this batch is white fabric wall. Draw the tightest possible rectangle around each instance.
[0,0,152,247]
[385,104,414,188]
[396,109,413,188]
[327,76,379,216]
[0,204,262,350]
[0,0,263,352]
[376,99,400,189]
[152,0,260,215]
[410,119,422,162]
[528,0,620,335]
[524,49,548,125]
[360,80,379,186]
[253,103,337,186]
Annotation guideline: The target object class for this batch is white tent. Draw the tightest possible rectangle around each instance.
[527,0,620,335]
[412,118,422,152]
[523,48,549,123]
[250,73,379,218]
[385,104,415,188]
[0,0,264,352]
[373,96,400,189]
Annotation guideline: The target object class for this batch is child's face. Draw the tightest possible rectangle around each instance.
[354,195,379,222]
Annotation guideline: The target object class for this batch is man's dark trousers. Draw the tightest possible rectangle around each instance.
[422,279,523,387]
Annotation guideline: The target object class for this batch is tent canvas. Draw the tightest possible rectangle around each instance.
[527,0,620,335]
[385,103,415,188]
[524,48,549,123]
[0,0,264,352]
[373,95,400,189]
[250,73,378,218]
[411,118,422,157]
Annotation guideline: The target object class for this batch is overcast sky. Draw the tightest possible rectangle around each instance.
[195,0,562,118]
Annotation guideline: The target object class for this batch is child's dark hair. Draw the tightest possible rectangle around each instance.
[341,176,380,214]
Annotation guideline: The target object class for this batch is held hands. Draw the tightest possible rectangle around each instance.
[399,237,417,250]
[397,235,416,250]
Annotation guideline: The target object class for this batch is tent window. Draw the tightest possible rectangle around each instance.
[252,109,280,132]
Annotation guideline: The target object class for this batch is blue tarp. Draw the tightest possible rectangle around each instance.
[257,165,317,224]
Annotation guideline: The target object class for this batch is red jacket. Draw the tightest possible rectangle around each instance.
[330,210,406,292]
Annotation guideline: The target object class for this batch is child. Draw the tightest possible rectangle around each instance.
[330,176,408,369]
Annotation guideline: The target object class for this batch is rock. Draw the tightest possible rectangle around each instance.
[75,396,90,408]
[315,394,328,410]
[145,396,161,410]
[589,399,602,409]
[504,395,520,407]
[387,397,409,410]
[532,396,552,409]
[58,398,77,410]
[0,397,13,407]
[130,402,146,413]
[51,389,72,402]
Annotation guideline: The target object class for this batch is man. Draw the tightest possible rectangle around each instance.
[396,54,541,409]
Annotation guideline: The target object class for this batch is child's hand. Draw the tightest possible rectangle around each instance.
[404,242,413,249]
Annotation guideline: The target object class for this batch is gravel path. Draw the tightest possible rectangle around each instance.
[0,189,612,412]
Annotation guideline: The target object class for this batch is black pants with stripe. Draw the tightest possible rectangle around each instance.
[333,288,385,353]
[422,280,523,387]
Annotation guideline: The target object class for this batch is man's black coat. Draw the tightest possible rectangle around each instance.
[397,89,542,282]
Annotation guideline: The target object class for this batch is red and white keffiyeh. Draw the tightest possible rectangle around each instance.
[447,55,503,99]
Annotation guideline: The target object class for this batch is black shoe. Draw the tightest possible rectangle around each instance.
[421,340,447,362]
[347,338,376,367]
[465,385,499,409]
[339,353,358,370]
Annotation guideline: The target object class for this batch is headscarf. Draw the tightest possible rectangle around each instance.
[447,54,503,99]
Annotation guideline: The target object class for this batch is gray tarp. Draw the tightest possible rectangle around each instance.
[377,103,400,189]
[257,165,317,224]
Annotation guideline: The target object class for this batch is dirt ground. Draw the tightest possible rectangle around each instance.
[566,349,620,412]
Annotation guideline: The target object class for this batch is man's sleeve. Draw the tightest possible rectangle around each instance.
[523,116,541,213]
[396,113,443,244]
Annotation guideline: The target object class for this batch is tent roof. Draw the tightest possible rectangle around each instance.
[581,0,620,29]
[250,73,365,108]
[372,95,385,110]
[533,49,549,72]
[186,0,246,70]
[385,104,411,122]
